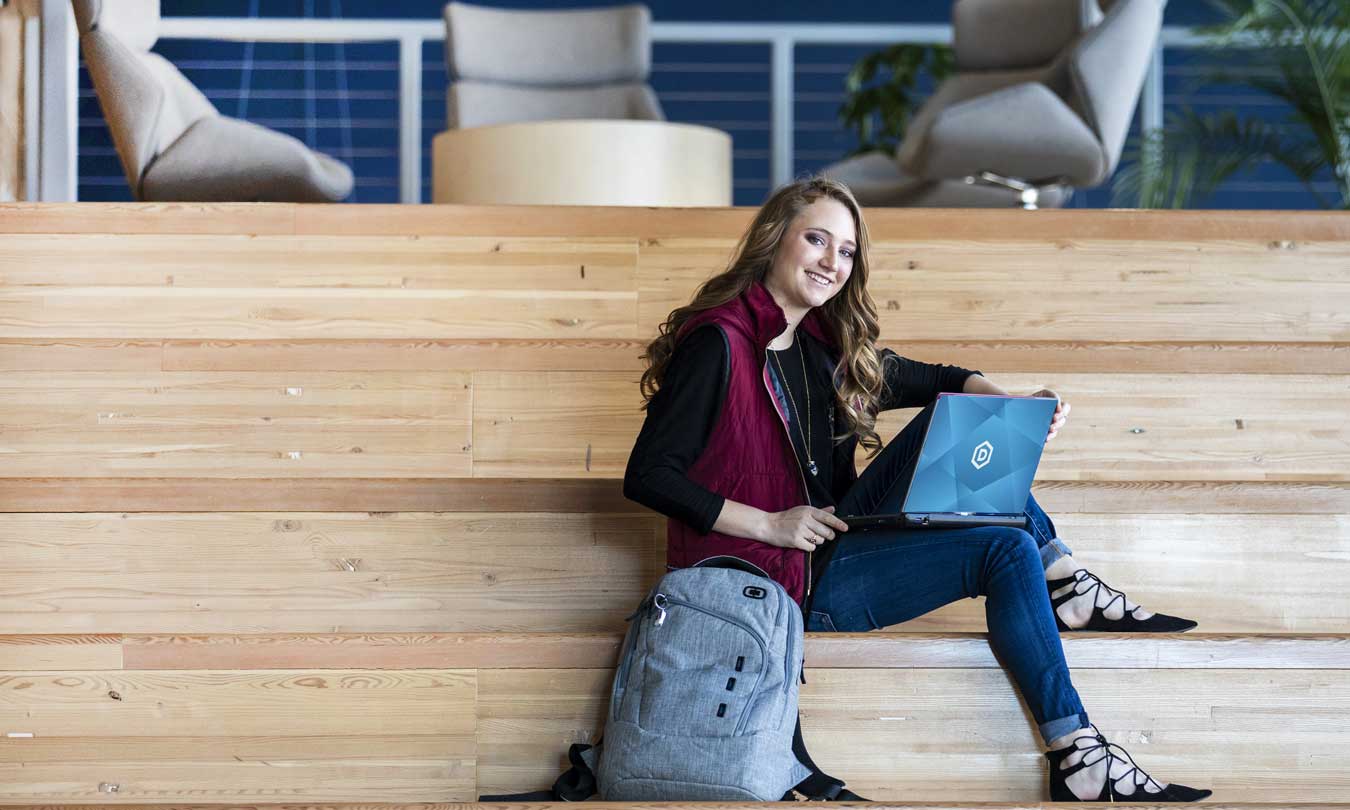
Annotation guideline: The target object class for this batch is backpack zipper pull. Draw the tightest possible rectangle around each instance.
[652,593,669,627]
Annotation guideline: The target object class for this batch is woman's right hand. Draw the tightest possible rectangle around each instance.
[760,505,849,551]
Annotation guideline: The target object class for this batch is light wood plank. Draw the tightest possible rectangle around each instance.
[0,756,473,804]
[471,372,1350,481]
[0,371,471,478]
[0,202,302,235]
[9,338,1343,375]
[0,512,1344,634]
[471,370,644,477]
[293,205,1350,241]
[0,632,1340,672]
[0,289,636,341]
[2,479,1345,514]
[0,663,477,803]
[0,234,639,340]
[0,339,163,371]
[0,512,662,634]
[159,338,1350,375]
[0,669,476,737]
[162,339,651,373]
[2,234,1345,347]
[5,202,1350,241]
[477,668,1350,802]
[0,234,635,289]
[637,238,1350,343]
[0,634,123,669]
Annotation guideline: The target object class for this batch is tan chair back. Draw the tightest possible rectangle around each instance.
[71,0,217,193]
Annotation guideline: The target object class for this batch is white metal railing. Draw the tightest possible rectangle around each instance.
[34,7,1215,203]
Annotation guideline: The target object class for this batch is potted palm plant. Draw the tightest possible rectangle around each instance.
[836,43,954,158]
[1114,0,1348,208]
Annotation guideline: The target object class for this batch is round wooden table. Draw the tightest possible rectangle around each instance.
[432,119,732,206]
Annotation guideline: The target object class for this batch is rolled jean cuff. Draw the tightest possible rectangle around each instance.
[1039,537,1073,569]
[1039,711,1091,747]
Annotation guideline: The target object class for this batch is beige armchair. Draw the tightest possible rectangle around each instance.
[72,0,353,202]
[443,1,664,129]
[824,0,1164,208]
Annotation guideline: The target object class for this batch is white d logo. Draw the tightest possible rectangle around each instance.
[971,440,993,470]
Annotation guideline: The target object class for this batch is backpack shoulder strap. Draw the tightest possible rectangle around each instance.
[790,715,867,801]
[479,742,598,802]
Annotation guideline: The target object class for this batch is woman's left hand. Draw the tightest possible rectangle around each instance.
[1031,388,1070,441]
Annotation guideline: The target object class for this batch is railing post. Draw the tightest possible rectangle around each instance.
[38,0,77,201]
[23,11,41,200]
[770,35,794,189]
[398,34,423,204]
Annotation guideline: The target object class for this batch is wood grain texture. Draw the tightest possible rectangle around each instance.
[0,668,476,803]
[7,339,1346,374]
[2,479,1346,513]
[5,202,1350,241]
[637,237,1350,343]
[165,338,1350,375]
[0,234,638,340]
[0,511,663,634]
[471,372,1350,481]
[1,512,1344,634]
[0,632,1343,672]
[5,367,1344,481]
[0,634,123,669]
[2,232,1345,348]
[476,668,1350,802]
[0,371,472,478]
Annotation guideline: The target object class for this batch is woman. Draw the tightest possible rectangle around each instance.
[623,176,1210,802]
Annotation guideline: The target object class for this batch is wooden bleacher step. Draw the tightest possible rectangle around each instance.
[2,206,1346,805]
[3,633,1347,803]
[2,503,1346,636]
[4,631,1349,670]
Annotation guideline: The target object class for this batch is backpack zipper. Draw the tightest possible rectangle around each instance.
[653,593,770,735]
[611,601,647,721]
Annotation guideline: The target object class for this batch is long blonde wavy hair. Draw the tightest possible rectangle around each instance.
[639,176,887,456]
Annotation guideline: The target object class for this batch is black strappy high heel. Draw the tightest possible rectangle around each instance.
[1049,568,1198,632]
[1046,726,1212,802]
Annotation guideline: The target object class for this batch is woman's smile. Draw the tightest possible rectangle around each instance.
[765,197,856,319]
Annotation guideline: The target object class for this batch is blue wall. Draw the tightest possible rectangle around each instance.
[76,1,1337,208]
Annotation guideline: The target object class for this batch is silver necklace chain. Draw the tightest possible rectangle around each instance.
[770,340,818,476]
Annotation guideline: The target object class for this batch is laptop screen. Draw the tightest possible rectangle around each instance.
[902,394,1057,515]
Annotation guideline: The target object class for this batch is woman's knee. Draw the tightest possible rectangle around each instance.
[979,526,1041,584]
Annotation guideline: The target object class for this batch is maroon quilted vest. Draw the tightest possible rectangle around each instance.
[665,281,841,603]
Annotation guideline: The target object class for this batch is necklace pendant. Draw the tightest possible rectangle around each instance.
[808,460,819,476]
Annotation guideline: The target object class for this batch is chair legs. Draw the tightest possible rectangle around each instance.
[966,171,1069,211]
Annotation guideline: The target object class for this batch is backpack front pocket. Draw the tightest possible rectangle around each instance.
[636,594,769,737]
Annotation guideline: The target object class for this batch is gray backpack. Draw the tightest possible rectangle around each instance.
[482,557,859,802]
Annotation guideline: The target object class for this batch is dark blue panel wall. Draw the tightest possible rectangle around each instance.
[76,1,1331,208]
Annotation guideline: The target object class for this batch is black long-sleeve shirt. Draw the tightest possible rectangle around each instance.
[624,324,982,534]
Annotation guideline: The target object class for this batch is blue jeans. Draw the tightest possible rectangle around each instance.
[806,402,1089,745]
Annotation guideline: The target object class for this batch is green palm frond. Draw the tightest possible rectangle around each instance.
[837,44,954,158]
[1113,108,1331,208]
[1193,0,1349,199]
[1119,0,1348,208]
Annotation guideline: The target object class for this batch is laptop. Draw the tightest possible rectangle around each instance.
[844,393,1058,531]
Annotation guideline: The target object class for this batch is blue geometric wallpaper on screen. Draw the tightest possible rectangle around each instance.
[903,395,1057,516]
[75,0,1335,208]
